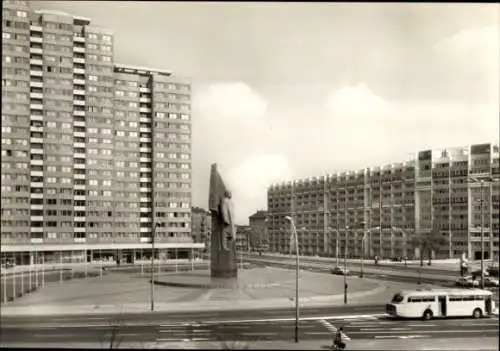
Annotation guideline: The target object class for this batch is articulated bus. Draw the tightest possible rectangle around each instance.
[386,288,496,320]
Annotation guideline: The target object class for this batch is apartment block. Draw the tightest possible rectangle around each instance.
[1,0,203,265]
[267,143,499,261]
[191,207,211,245]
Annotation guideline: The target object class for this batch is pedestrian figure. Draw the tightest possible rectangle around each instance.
[333,327,346,350]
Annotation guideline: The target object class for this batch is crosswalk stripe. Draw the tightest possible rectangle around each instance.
[317,319,351,340]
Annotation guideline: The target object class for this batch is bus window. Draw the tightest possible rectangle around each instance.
[408,296,435,303]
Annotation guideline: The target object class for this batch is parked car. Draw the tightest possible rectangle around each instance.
[391,256,403,262]
[456,276,479,288]
[483,277,499,287]
[331,266,349,276]
[472,269,490,279]
[487,265,499,278]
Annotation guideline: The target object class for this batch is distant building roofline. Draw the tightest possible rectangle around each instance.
[114,63,172,77]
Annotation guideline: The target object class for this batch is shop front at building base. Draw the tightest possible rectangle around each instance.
[0,242,205,267]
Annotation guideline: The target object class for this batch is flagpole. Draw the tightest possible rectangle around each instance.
[12,252,16,299]
[41,253,45,287]
[20,252,24,296]
[60,251,63,284]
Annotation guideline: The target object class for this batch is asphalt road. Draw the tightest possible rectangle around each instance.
[252,254,476,275]
[0,304,385,326]
[1,313,497,346]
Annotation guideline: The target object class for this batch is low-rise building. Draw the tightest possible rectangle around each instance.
[249,210,268,252]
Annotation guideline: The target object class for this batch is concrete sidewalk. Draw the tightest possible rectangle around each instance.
[2,337,498,350]
[1,260,210,276]
[258,253,489,271]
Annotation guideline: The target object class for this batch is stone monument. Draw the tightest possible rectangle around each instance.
[208,163,237,278]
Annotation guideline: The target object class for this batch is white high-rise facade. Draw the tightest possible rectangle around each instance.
[1,0,203,265]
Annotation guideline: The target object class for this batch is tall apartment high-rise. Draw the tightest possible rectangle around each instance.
[267,143,500,261]
[1,0,203,264]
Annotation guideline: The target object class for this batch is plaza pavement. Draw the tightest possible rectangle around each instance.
[0,267,439,316]
[167,337,499,350]
[4,337,498,350]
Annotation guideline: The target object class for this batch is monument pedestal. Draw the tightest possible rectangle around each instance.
[210,212,237,278]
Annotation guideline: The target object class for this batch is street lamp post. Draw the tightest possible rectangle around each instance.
[151,222,158,312]
[480,180,485,289]
[285,216,300,343]
[360,230,365,278]
[344,226,348,304]
[336,226,340,266]
[469,176,497,290]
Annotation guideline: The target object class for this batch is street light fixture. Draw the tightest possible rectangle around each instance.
[151,222,159,311]
[344,225,349,304]
[360,225,381,278]
[391,226,409,262]
[469,175,497,290]
[285,215,300,343]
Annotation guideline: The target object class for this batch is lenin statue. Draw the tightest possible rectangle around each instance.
[208,164,237,278]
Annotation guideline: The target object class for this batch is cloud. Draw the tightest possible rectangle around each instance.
[226,153,293,224]
[196,82,267,123]
[325,82,394,122]
[192,82,289,223]
[434,26,498,61]
[432,25,499,102]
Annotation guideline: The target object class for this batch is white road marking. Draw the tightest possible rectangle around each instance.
[407,324,437,327]
[305,332,331,335]
[197,314,384,325]
[390,327,412,331]
[457,322,499,326]
[399,335,427,339]
[349,329,498,335]
[192,338,211,341]
[33,334,80,338]
[360,327,408,331]
[21,324,110,328]
[317,319,351,340]
[348,321,394,326]
[374,335,398,339]
[157,338,189,342]
[241,332,278,336]
[375,335,428,339]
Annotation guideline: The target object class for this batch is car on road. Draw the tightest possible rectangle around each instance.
[330,266,349,275]
[456,276,479,288]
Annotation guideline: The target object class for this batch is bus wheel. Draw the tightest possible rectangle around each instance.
[422,310,433,320]
[472,308,482,319]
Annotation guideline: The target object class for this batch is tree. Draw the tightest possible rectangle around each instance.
[411,221,447,266]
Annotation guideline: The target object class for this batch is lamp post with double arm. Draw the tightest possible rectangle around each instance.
[468,176,498,289]
[151,222,158,311]
[285,216,300,343]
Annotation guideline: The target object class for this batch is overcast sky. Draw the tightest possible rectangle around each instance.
[32,2,499,224]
